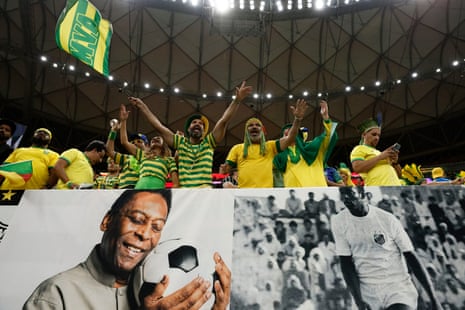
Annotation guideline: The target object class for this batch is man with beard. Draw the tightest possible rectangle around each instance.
[23,190,232,310]
[128,81,252,188]
[224,99,308,188]
[4,128,59,189]
[118,104,178,189]
[0,118,16,163]
[331,186,442,310]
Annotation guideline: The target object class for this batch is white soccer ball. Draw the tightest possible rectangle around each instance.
[133,238,214,307]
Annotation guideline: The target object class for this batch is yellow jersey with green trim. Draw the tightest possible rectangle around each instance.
[226,140,278,188]
[56,148,94,189]
[350,144,401,186]
[5,146,59,189]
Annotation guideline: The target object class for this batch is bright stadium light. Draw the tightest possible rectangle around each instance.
[250,0,255,10]
[314,0,325,10]
[212,0,230,13]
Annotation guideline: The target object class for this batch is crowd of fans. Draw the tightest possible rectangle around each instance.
[1,82,464,190]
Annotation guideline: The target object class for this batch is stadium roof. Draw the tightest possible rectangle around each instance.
[1,0,465,169]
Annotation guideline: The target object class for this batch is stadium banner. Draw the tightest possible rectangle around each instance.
[0,186,464,309]
[0,189,234,309]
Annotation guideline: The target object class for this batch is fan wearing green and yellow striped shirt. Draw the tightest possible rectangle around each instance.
[118,104,178,189]
[106,121,147,189]
[128,81,252,188]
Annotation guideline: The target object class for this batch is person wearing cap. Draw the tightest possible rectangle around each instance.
[0,118,16,163]
[4,128,59,189]
[224,99,308,188]
[428,167,464,185]
[118,104,178,189]
[106,119,147,189]
[128,81,253,188]
[49,140,106,189]
[273,99,338,187]
[350,118,402,186]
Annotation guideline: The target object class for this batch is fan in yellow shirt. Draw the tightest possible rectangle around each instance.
[273,99,338,187]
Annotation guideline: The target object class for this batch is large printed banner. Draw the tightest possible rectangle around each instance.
[1,186,465,309]
[0,189,234,309]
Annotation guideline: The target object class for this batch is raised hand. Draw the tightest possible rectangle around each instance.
[128,97,146,110]
[319,100,329,120]
[234,81,253,103]
[120,104,130,122]
[290,99,309,121]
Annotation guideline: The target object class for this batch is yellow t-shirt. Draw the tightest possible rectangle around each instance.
[226,140,278,188]
[282,147,327,187]
[350,144,401,186]
[56,149,94,189]
[5,147,59,189]
[282,120,334,187]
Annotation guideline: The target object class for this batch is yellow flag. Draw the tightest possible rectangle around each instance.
[55,0,112,76]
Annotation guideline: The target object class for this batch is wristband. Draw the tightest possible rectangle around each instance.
[233,98,241,104]
[108,131,117,140]
[66,181,73,189]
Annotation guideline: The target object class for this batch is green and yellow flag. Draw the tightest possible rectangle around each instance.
[0,160,33,189]
[55,0,113,76]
